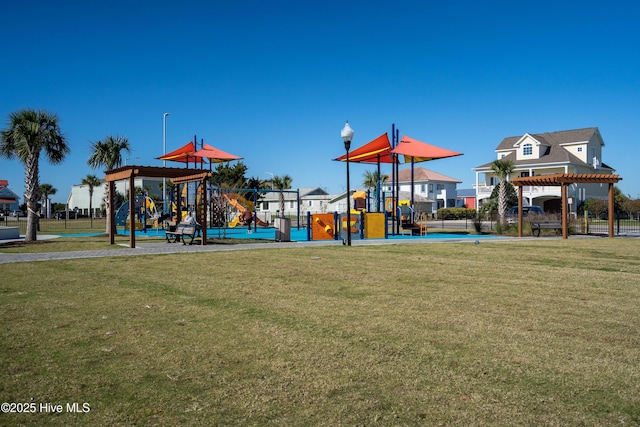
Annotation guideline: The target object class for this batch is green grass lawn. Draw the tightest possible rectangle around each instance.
[1,238,639,426]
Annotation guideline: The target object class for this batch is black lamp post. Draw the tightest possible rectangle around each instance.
[341,121,354,246]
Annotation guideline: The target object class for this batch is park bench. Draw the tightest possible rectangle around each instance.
[530,220,563,237]
[165,222,197,245]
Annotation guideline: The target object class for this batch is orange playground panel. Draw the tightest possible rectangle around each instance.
[311,214,334,240]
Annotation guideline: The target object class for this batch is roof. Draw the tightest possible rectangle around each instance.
[397,167,461,183]
[495,127,600,151]
[104,165,212,182]
[512,173,621,187]
[456,189,477,197]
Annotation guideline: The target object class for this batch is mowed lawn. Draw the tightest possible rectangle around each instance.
[1,238,639,426]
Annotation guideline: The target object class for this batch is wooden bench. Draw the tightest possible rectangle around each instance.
[530,220,563,237]
[165,222,197,244]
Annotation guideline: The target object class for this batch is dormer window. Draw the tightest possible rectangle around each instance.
[523,143,533,156]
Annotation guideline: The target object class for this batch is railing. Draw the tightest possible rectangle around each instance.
[475,185,562,198]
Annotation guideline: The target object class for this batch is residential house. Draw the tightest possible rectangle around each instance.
[381,167,462,214]
[256,187,333,220]
[0,180,21,214]
[474,127,615,213]
[456,189,477,209]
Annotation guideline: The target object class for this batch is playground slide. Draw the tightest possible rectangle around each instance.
[228,216,240,228]
[223,194,269,227]
[223,194,246,212]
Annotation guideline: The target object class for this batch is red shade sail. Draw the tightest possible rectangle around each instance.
[156,142,206,164]
[391,136,463,163]
[333,133,397,164]
[192,144,243,163]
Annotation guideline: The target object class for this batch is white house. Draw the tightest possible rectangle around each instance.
[256,187,333,219]
[474,127,615,213]
[382,167,461,214]
[68,177,164,217]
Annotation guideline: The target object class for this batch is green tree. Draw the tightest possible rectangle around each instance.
[362,170,388,190]
[87,136,130,233]
[81,174,101,220]
[490,159,515,225]
[0,109,69,241]
[211,162,249,188]
[272,175,293,217]
[38,183,57,218]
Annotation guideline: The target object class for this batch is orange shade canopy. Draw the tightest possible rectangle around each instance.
[391,136,463,163]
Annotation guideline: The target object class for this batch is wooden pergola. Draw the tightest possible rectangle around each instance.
[104,166,212,248]
[511,173,622,239]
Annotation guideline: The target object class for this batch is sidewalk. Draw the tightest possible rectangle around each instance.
[0,234,520,264]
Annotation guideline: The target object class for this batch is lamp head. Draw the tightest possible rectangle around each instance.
[341,121,354,150]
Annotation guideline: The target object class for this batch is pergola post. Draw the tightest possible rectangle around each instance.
[517,185,523,237]
[128,171,136,248]
[608,183,615,238]
[201,177,208,245]
[108,181,115,245]
[561,184,568,239]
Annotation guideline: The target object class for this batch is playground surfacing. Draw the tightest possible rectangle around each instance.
[117,226,504,242]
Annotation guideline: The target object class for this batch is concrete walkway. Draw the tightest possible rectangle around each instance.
[0,234,522,264]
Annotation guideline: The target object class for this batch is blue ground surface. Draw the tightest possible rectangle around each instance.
[113,226,503,242]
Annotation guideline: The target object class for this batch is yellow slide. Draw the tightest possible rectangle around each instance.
[228,216,240,228]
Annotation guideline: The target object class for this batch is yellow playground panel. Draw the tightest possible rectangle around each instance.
[364,212,385,238]
[311,213,334,240]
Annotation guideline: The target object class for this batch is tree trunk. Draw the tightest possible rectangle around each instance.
[498,180,507,225]
[24,153,40,241]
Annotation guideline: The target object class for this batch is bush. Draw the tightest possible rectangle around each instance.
[436,208,476,220]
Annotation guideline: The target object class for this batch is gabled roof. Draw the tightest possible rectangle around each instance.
[496,127,599,151]
[397,167,461,183]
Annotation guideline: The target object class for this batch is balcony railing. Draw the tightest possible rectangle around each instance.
[474,185,561,198]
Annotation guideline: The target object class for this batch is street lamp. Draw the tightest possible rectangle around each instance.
[163,112,170,214]
[341,121,354,246]
[265,171,274,189]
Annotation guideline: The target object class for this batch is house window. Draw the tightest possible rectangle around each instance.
[520,171,529,177]
[308,200,312,207]
[436,184,445,191]
[289,201,294,208]
[262,201,269,210]
[577,147,582,152]
[420,184,426,192]
[523,143,533,155]
[429,184,433,192]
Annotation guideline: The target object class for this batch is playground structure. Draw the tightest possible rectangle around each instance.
[115,196,161,231]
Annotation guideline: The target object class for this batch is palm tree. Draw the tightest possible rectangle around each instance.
[0,109,69,241]
[38,183,57,218]
[81,174,101,224]
[490,159,516,225]
[362,170,388,190]
[87,136,130,233]
[271,174,292,217]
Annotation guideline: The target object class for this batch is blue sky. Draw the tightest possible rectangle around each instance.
[2,0,639,203]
